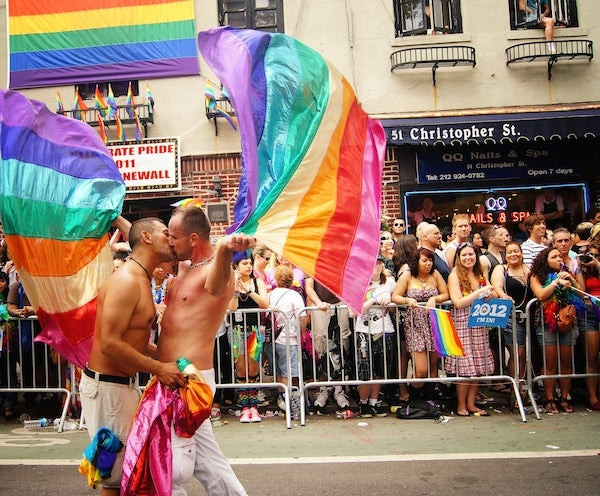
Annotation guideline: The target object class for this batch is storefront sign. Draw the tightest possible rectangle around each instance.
[417,143,579,184]
[383,108,600,146]
[468,299,513,328]
[108,138,181,192]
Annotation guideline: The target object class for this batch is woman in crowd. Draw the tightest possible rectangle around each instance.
[530,247,584,414]
[445,242,496,417]
[253,243,273,292]
[379,231,396,277]
[228,251,269,423]
[392,248,448,402]
[576,242,600,410]
[0,271,17,419]
[491,241,533,411]
[352,256,396,417]
[269,265,307,419]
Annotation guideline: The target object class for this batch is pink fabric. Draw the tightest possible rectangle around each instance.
[121,378,213,496]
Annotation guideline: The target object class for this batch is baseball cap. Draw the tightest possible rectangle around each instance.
[591,223,600,240]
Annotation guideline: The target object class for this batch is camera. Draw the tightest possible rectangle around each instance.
[579,254,594,264]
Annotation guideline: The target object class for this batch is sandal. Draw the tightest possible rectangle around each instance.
[557,397,574,413]
[543,398,558,414]
[456,409,470,417]
[468,408,490,417]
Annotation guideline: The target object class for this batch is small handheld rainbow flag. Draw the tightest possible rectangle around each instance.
[429,307,464,357]
[247,326,263,362]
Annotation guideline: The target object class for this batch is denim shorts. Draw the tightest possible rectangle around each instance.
[502,319,527,347]
[579,307,599,332]
[536,325,579,347]
[275,343,299,378]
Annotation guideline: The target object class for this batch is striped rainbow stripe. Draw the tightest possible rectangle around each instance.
[0,90,125,367]
[429,308,465,357]
[8,0,198,89]
[198,27,386,313]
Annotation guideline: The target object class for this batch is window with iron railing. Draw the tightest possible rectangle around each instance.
[218,0,284,32]
[509,0,578,30]
[393,0,462,37]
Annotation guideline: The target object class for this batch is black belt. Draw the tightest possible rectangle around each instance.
[84,367,134,385]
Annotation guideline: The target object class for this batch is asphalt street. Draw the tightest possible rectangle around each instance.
[1,405,599,495]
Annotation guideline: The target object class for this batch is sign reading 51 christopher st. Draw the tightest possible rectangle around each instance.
[108,137,181,192]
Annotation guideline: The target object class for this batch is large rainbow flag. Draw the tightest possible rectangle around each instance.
[7,0,199,89]
[198,27,386,313]
[0,90,125,367]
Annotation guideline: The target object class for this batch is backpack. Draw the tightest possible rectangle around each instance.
[395,398,443,421]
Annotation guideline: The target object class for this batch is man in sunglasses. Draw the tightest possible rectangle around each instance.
[391,218,406,244]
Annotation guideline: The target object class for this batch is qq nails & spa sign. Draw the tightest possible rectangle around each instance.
[108,138,181,192]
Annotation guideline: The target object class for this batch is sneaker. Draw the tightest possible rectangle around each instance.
[290,392,301,421]
[359,402,372,418]
[210,407,221,422]
[314,387,330,408]
[277,393,286,411]
[333,387,350,408]
[370,401,388,417]
[248,406,262,423]
[239,407,252,423]
[257,389,269,407]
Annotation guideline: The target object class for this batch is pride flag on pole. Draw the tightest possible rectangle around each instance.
[115,114,126,142]
[125,82,135,119]
[197,27,386,314]
[72,87,87,121]
[107,84,117,119]
[429,307,464,357]
[94,85,107,118]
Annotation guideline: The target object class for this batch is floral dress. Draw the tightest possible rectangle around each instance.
[403,287,438,352]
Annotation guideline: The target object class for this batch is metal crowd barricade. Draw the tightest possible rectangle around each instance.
[0,317,73,431]
[525,298,600,420]
[220,307,296,429]
[299,302,528,424]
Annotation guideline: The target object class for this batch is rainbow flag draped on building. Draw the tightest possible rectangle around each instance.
[429,308,465,357]
[7,0,199,89]
[198,27,386,314]
[0,90,125,368]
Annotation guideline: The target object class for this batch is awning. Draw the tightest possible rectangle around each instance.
[382,107,600,146]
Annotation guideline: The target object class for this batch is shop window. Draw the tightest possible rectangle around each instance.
[509,0,578,30]
[218,0,284,33]
[393,0,462,37]
[77,81,139,100]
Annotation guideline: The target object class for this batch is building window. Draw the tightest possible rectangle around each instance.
[509,0,578,30]
[393,0,462,37]
[77,81,139,99]
[218,0,284,33]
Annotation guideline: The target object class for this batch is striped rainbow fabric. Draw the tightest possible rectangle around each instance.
[0,90,125,367]
[7,0,199,89]
[198,27,386,313]
[429,308,465,357]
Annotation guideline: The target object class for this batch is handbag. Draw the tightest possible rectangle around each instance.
[556,304,576,333]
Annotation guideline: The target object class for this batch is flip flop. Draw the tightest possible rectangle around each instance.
[590,401,600,411]
[456,410,470,417]
[469,409,490,417]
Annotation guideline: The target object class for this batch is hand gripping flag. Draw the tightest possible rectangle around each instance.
[198,27,386,314]
[0,90,125,367]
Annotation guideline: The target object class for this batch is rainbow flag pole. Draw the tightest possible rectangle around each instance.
[429,307,464,357]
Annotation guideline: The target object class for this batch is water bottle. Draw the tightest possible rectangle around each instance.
[336,409,354,419]
[23,417,49,429]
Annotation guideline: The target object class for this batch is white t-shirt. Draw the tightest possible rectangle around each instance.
[354,277,396,335]
[269,287,305,345]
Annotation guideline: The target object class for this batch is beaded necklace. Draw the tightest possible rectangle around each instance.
[151,278,169,304]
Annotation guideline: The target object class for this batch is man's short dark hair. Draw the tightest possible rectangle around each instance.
[173,207,211,239]
[129,217,163,249]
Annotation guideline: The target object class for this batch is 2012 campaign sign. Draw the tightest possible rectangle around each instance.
[468,298,513,328]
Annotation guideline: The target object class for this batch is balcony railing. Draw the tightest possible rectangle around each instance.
[390,45,476,85]
[506,39,593,79]
[59,104,154,138]
[205,97,237,136]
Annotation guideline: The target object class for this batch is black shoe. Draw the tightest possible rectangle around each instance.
[359,402,372,418]
[370,402,388,417]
